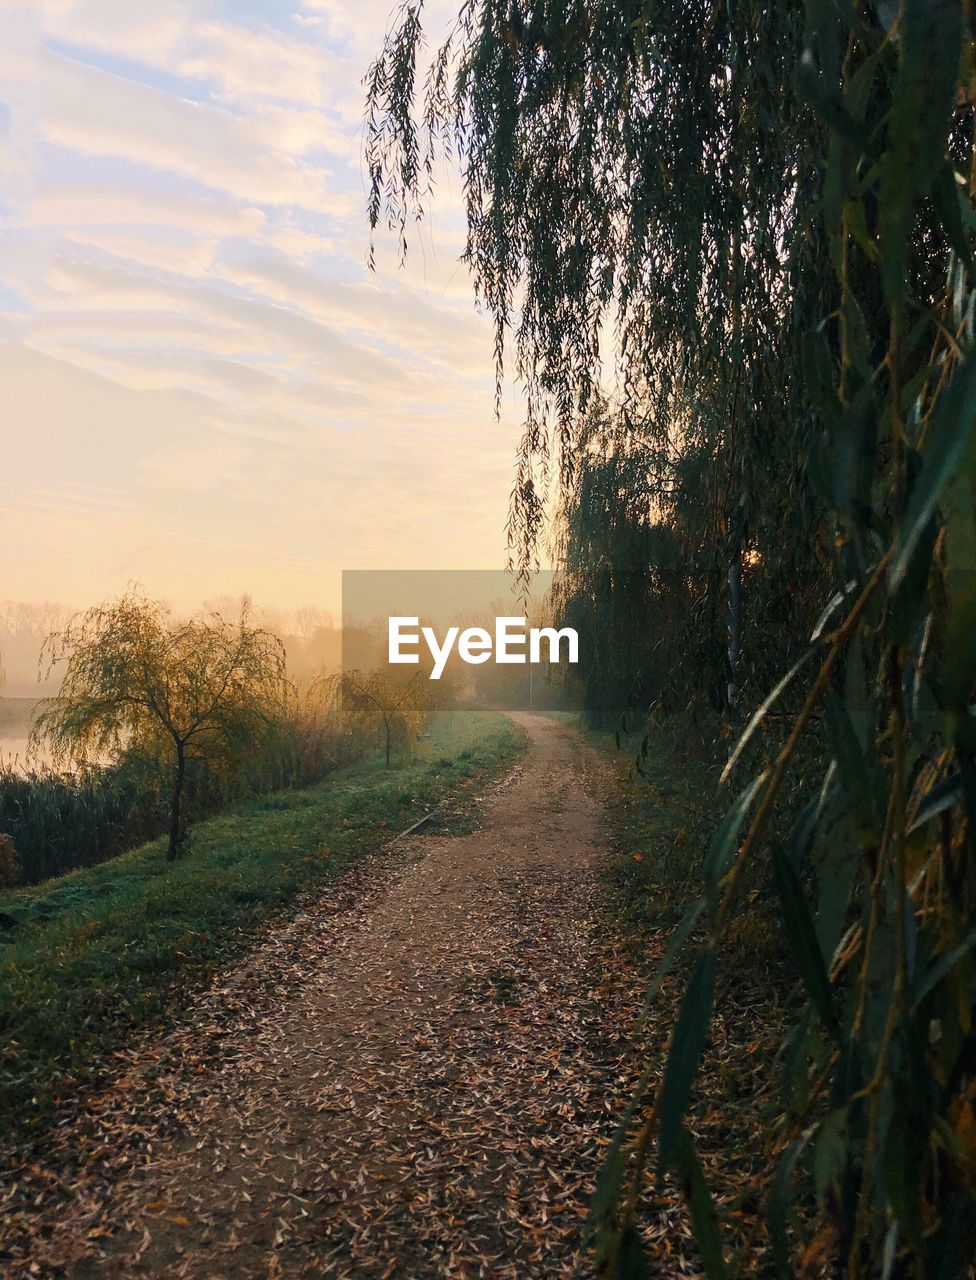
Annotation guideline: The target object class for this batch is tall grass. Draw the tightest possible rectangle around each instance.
[0,759,161,886]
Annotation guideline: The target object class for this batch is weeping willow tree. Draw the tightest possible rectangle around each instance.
[552,398,698,727]
[367,0,828,659]
[554,393,826,728]
[368,1,976,1275]
[33,591,287,860]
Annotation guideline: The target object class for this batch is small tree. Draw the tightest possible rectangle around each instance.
[32,590,287,859]
[328,669,429,768]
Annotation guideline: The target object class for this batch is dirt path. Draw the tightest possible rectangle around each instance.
[6,714,644,1279]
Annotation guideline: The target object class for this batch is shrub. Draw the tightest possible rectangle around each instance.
[0,833,20,888]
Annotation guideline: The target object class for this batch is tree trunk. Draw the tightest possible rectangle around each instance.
[727,551,742,710]
[167,744,186,861]
[385,722,392,768]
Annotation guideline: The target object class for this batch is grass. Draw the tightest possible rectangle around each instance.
[0,708,525,1145]
[585,721,723,929]
[587,719,794,1269]
[589,717,789,969]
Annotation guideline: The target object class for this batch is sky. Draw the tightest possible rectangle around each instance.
[0,0,524,615]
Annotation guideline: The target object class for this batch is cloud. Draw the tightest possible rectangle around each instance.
[176,21,343,112]
[3,47,337,208]
[264,220,335,262]
[33,0,194,70]
[38,1,348,109]
[1,342,513,610]
[141,434,253,494]
[218,251,490,372]
[64,229,220,278]
[6,235,497,404]
[9,252,413,384]
[24,185,266,236]
[297,0,462,57]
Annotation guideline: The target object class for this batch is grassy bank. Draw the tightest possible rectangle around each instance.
[0,709,525,1145]
[1,690,362,887]
[590,722,791,1270]
[588,719,788,956]
[592,724,725,931]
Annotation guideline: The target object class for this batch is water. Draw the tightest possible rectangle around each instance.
[0,700,48,772]
[0,735,35,765]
